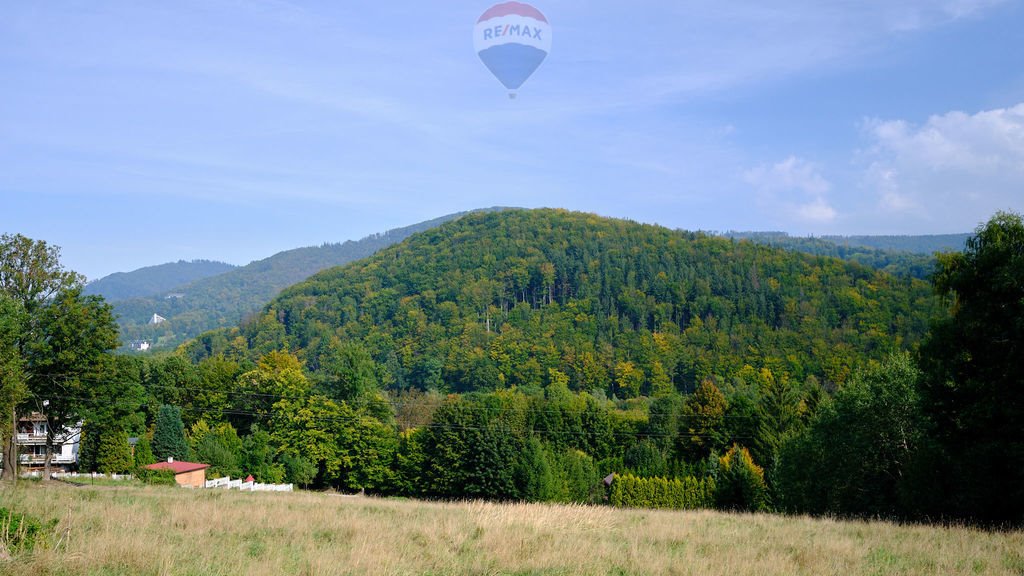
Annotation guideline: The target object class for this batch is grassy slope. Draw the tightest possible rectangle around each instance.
[3,483,1022,576]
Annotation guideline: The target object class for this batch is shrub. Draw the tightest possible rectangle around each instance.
[608,474,715,510]
[0,507,54,556]
[135,467,177,486]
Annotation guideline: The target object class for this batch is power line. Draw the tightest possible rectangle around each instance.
[38,392,756,442]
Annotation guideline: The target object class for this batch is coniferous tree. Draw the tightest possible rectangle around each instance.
[680,380,728,460]
[151,405,189,462]
[716,444,768,512]
[133,433,156,468]
[96,429,134,474]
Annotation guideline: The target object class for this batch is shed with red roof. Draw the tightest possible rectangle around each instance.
[144,457,210,488]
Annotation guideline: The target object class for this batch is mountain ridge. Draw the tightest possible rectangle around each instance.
[83,259,237,302]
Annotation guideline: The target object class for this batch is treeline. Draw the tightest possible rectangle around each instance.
[59,348,803,513]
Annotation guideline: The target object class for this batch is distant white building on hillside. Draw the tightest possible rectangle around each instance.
[129,340,152,352]
[149,313,167,325]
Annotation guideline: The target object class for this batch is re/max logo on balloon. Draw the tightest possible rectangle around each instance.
[474,2,551,98]
[481,24,544,42]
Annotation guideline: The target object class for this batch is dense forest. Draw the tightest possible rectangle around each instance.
[83,260,236,301]
[4,210,1021,526]
[109,210,502,351]
[189,209,942,394]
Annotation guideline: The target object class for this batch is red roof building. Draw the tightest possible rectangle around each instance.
[145,458,210,488]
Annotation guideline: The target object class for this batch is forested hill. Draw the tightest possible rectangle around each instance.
[114,209,506,350]
[189,209,944,395]
[83,260,236,301]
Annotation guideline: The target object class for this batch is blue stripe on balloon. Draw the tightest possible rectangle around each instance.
[478,43,548,90]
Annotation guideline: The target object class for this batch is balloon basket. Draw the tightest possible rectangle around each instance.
[508,92,517,100]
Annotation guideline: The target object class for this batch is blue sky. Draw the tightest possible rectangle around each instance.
[2,1,1023,280]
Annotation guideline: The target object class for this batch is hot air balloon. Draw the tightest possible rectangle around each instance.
[474,2,551,98]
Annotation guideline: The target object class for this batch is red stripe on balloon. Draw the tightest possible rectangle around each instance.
[477,2,548,24]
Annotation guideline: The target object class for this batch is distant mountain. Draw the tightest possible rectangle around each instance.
[721,232,968,279]
[819,234,970,254]
[114,209,508,351]
[84,260,237,302]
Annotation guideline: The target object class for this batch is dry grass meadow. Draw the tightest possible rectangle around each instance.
[1,481,1023,576]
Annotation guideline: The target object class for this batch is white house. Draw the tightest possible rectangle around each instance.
[149,313,167,325]
[15,413,80,471]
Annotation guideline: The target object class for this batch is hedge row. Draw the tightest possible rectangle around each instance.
[608,474,716,510]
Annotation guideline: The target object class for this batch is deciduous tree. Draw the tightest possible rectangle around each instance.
[918,211,1024,523]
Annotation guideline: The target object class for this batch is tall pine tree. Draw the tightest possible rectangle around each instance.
[151,405,189,462]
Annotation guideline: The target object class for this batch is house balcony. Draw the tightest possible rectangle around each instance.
[16,433,47,445]
[19,453,76,466]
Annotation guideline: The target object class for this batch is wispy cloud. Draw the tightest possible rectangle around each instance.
[860,103,1024,224]
[745,156,837,224]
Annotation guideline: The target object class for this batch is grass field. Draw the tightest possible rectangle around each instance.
[1,482,1022,576]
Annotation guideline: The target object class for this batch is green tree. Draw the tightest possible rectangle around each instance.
[133,433,156,468]
[614,361,644,399]
[1,234,83,480]
[23,287,119,479]
[77,423,101,472]
[234,351,310,435]
[918,211,1024,524]
[645,394,682,454]
[280,453,317,487]
[754,369,802,468]
[78,354,147,471]
[317,341,380,403]
[776,353,924,517]
[240,426,284,483]
[0,296,25,480]
[716,444,768,512]
[268,393,346,486]
[337,415,398,494]
[420,396,523,500]
[189,420,243,478]
[152,405,189,462]
[680,380,728,460]
[96,429,134,475]
[623,439,667,478]
[516,437,557,501]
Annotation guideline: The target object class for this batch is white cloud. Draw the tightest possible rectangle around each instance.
[745,156,837,224]
[861,103,1024,224]
[796,197,839,223]
[745,156,831,195]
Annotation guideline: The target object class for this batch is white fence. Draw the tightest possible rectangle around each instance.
[205,476,293,492]
[26,471,134,481]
